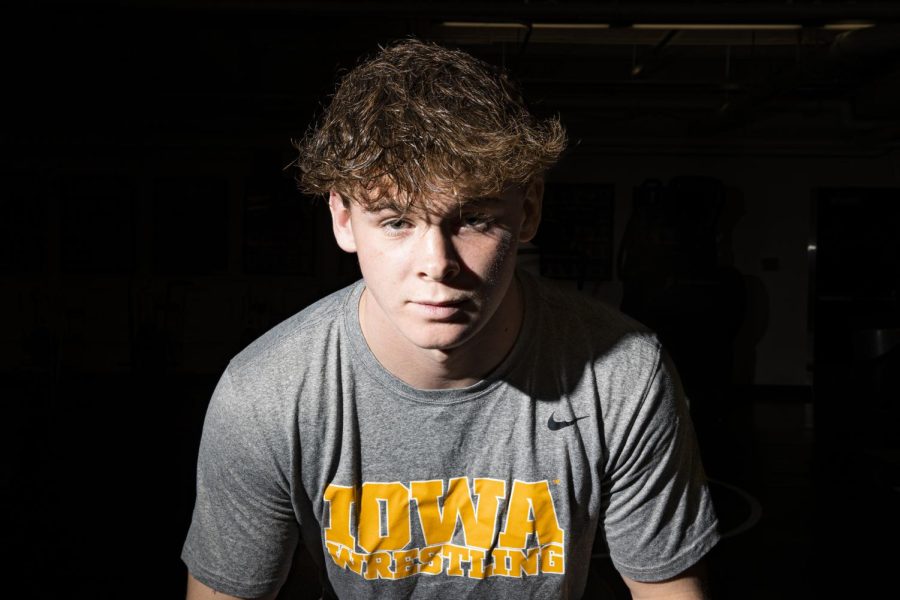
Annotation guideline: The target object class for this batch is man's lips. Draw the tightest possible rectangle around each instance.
[413,299,466,307]
[409,298,469,318]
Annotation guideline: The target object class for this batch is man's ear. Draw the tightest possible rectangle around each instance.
[519,177,544,243]
[328,190,358,253]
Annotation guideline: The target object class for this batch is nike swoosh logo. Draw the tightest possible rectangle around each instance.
[547,414,588,431]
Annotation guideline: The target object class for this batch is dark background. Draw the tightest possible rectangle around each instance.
[4,1,900,598]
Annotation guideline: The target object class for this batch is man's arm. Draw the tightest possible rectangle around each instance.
[186,573,277,600]
[620,563,708,600]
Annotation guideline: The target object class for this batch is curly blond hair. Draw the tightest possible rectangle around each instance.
[296,38,566,208]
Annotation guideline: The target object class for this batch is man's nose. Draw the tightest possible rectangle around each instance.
[418,226,460,282]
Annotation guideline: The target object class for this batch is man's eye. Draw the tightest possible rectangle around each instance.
[463,214,493,229]
[382,219,411,231]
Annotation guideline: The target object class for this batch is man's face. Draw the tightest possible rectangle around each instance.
[329,182,542,356]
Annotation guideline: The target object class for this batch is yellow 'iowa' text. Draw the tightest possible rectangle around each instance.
[323,477,566,580]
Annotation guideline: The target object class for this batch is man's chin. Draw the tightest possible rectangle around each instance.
[411,338,466,353]
[406,330,473,354]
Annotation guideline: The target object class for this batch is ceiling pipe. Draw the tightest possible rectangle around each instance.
[697,24,900,137]
[119,1,900,23]
[631,29,678,78]
[829,23,900,68]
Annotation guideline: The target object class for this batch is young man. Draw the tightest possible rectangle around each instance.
[182,39,719,599]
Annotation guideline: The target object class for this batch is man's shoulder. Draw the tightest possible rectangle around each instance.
[228,280,361,376]
[520,273,665,383]
[525,272,655,348]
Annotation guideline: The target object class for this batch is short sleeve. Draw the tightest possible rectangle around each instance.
[181,366,300,598]
[599,345,720,582]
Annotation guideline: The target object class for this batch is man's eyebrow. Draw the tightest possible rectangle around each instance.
[362,209,410,221]
[361,200,409,214]
[358,195,502,216]
[463,195,503,206]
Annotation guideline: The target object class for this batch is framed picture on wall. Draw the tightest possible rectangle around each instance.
[243,175,316,276]
[3,172,48,274]
[532,182,615,286]
[153,176,229,275]
[60,175,136,274]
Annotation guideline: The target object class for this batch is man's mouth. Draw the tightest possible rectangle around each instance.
[409,299,468,318]
[415,299,466,307]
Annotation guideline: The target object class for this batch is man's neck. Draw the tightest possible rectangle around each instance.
[358,279,524,390]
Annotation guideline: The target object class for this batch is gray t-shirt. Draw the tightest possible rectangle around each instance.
[182,271,719,599]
